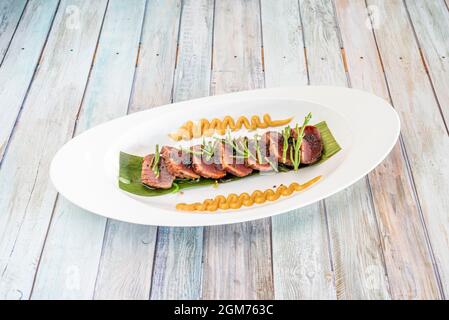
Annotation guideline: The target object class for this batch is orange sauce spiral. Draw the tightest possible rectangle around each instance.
[169,114,293,141]
[176,176,322,212]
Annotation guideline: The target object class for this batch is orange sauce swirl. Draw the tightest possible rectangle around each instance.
[176,176,322,212]
[169,114,293,141]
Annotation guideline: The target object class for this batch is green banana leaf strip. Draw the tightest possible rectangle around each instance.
[118,152,179,196]
[314,121,342,163]
[119,121,341,197]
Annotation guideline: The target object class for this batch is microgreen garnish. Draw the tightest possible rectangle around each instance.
[254,134,263,164]
[224,131,267,165]
[225,130,246,158]
[234,137,258,162]
[202,138,216,161]
[225,130,238,151]
[264,156,278,172]
[243,139,258,161]
[179,146,203,156]
[290,112,312,171]
[152,144,160,177]
[282,125,291,162]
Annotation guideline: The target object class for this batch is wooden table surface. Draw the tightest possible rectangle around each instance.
[0,0,448,300]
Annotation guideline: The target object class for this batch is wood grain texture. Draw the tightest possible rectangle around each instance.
[202,0,274,300]
[261,0,335,299]
[210,0,264,94]
[335,0,440,300]
[94,220,156,299]
[405,0,449,127]
[0,0,446,300]
[129,0,181,112]
[151,227,204,300]
[172,0,214,102]
[367,0,449,297]
[0,0,58,162]
[31,0,146,299]
[272,204,335,299]
[95,0,182,301]
[260,0,308,87]
[299,0,390,299]
[0,0,108,299]
[300,0,346,86]
[150,0,212,300]
[0,0,27,63]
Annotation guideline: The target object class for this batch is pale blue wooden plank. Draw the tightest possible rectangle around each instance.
[0,0,108,299]
[0,0,27,64]
[129,0,181,112]
[298,0,390,299]
[151,227,204,299]
[336,0,440,299]
[405,0,449,126]
[94,220,157,299]
[150,0,213,300]
[0,0,59,162]
[367,0,449,298]
[95,0,182,300]
[201,0,273,299]
[261,0,336,299]
[31,0,146,300]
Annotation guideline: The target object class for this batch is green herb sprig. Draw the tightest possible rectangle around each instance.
[290,112,312,171]
[179,139,217,161]
[202,139,217,161]
[179,146,203,156]
[282,125,291,162]
[253,134,263,165]
[225,131,250,160]
[227,132,261,164]
[152,144,161,177]
[264,156,278,172]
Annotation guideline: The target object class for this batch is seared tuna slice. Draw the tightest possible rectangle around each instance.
[291,125,323,164]
[191,145,226,179]
[264,131,293,166]
[245,137,273,172]
[265,125,323,167]
[300,126,323,164]
[219,142,253,177]
[161,146,199,179]
[141,155,175,189]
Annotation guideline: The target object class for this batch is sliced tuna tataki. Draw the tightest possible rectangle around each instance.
[219,141,253,177]
[161,146,199,179]
[291,125,323,164]
[141,155,175,189]
[191,145,226,179]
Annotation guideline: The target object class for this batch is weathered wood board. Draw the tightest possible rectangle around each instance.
[31,0,145,299]
[405,0,449,127]
[261,0,336,300]
[367,0,449,297]
[0,0,108,299]
[150,0,213,300]
[0,0,446,300]
[299,0,390,299]
[95,0,182,300]
[335,0,441,299]
[202,0,274,300]
[0,0,27,63]
[0,0,59,161]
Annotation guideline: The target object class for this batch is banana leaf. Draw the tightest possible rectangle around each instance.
[118,121,341,196]
[314,121,342,163]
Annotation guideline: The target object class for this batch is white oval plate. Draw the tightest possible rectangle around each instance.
[50,86,400,226]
